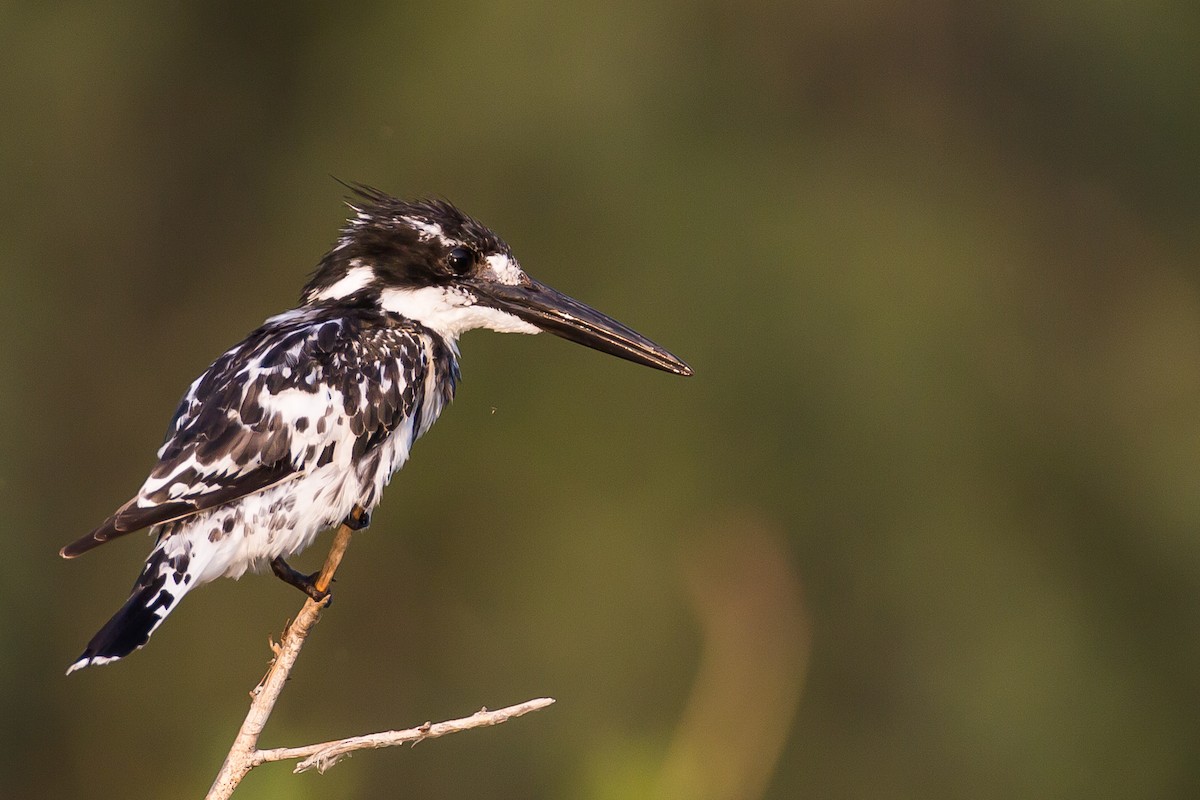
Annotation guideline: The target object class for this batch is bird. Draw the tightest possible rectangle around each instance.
[60,185,692,674]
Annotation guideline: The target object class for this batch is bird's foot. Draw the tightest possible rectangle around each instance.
[270,556,332,604]
[343,509,371,531]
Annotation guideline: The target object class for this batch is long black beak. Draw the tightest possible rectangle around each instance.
[473,278,693,376]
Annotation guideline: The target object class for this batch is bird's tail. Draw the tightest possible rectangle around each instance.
[67,539,199,674]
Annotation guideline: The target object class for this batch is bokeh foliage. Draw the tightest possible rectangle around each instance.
[2,2,1198,798]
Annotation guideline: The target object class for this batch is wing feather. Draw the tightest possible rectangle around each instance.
[61,305,427,558]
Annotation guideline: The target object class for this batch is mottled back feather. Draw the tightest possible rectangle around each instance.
[61,300,458,558]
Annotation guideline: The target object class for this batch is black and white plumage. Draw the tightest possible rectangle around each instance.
[61,186,691,674]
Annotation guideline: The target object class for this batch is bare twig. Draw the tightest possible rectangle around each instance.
[204,507,554,799]
[205,508,362,800]
[256,697,556,774]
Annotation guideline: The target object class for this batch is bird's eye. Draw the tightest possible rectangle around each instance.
[447,247,476,274]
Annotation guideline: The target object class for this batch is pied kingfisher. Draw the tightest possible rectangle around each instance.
[61,185,691,674]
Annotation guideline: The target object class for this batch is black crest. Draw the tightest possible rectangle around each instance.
[301,184,512,302]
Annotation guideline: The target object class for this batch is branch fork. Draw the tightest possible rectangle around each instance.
[205,507,553,799]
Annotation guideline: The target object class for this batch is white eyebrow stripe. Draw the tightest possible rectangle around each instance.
[485,253,525,286]
[401,216,453,247]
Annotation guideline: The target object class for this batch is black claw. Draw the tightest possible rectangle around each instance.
[270,557,331,604]
[343,510,370,530]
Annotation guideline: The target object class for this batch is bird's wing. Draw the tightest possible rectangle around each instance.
[61,306,434,558]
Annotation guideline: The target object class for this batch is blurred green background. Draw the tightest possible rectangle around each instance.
[3,2,1198,798]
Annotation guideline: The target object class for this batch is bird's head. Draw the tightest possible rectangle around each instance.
[302,185,692,376]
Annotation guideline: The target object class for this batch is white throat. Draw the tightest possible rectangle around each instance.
[379,286,539,341]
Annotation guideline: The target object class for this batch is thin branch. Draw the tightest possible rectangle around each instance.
[206,507,362,800]
[204,506,554,799]
[256,697,556,774]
